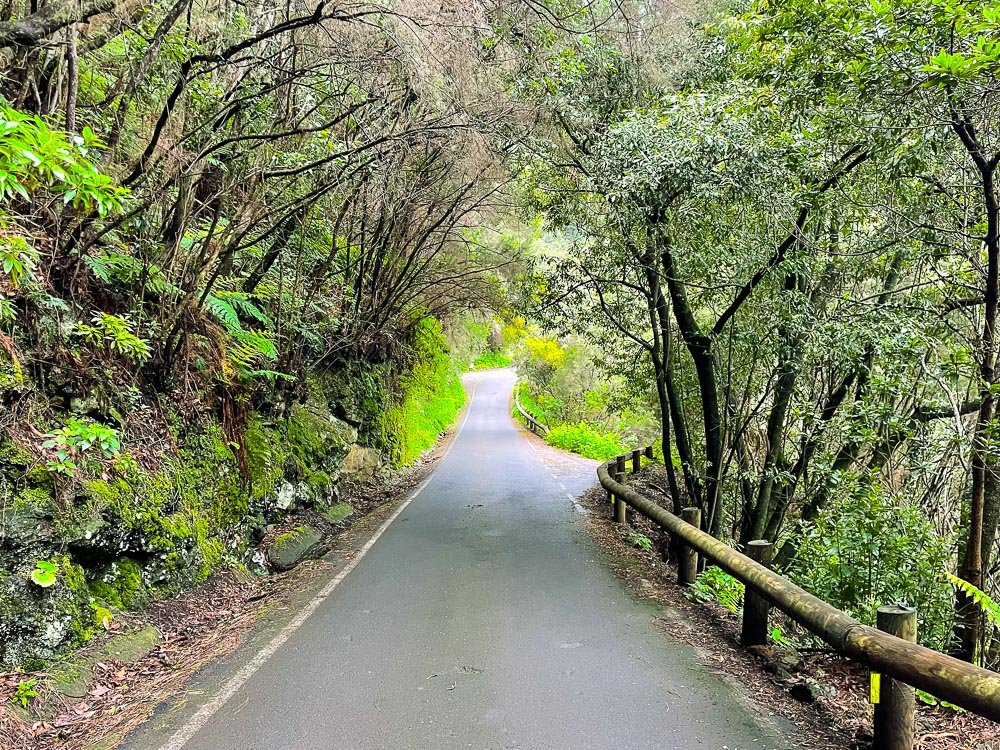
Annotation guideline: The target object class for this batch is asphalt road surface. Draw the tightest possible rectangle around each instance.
[127,368,789,750]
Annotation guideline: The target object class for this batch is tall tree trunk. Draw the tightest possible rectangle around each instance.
[661,241,723,531]
[955,161,999,662]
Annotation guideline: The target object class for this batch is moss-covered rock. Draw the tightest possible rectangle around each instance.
[0,555,93,667]
[266,525,326,571]
[322,502,355,525]
[49,625,160,701]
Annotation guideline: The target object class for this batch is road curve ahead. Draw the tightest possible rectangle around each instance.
[128,368,789,750]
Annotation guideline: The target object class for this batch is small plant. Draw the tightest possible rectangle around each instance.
[769,625,789,647]
[42,418,122,475]
[630,532,653,551]
[0,233,39,287]
[916,689,964,712]
[11,678,37,708]
[29,560,57,587]
[0,297,16,325]
[688,566,745,613]
[75,311,151,363]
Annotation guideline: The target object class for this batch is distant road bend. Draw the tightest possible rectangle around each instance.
[127,368,789,750]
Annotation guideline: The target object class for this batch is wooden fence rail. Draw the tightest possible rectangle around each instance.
[598,450,1000,744]
[514,386,548,436]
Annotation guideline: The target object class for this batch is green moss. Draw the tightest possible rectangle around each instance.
[14,486,52,510]
[57,556,97,646]
[89,558,147,610]
[91,603,113,629]
[308,470,331,488]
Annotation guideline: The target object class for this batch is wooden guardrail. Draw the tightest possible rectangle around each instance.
[600,449,1000,747]
[514,386,548,436]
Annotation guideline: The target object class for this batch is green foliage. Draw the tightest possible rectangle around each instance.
[379,317,466,466]
[41,419,122,476]
[83,250,178,295]
[629,532,652,551]
[688,566,744,613]
[544,422,624,460]
[11,678,37,708]
[204,292,282,382]
[0,233,39,287]
[0,104,126,215]
[29,561,57,588]
[948,574,1000,630]
[788,487,954,649]
[75,311,151,363]
[472,350,512,370]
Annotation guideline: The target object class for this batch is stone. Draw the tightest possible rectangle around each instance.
[50,625,160,702]
[51,660,92,699]
[266,525,326,571]
[340,445,381,484]
[323,502,355,525]
[789,677,836,703]
[103,625,160,663]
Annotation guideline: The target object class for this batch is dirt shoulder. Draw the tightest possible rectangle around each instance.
[0,425,457,750]
[578,467,996,750]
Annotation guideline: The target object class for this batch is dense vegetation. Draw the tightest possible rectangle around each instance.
[0,0,507,668]
[2,0,1000,687]
[496,0,1000,667]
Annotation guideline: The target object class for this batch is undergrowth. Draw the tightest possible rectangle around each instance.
[380,318,466,466]
[472,350,511,370]
[544,422,625,461]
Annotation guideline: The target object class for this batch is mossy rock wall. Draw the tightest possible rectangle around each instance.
[0,327,464,669]
[0,392,359,668]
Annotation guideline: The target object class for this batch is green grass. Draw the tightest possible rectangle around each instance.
[381,318,467,466]
[544,422,625,461]
[472,350,512,370]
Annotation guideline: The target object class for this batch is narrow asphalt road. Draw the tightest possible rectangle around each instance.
[128,368,789,750]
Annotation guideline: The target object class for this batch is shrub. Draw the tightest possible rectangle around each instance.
[688,566,744,613]
[544,422,625,460]
[786,485,954,649]
[472,350,511,370]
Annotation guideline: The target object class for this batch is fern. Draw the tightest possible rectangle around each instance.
[204,294,242,331]
[948,573,1000,628]
[215,290,270,326]
[84,251,178,294]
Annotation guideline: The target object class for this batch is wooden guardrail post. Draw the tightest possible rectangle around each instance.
[644,445,654,460]
[740,540,773,646]
[615,454,626,476]
[678,507,701,585]
[612,460,626,524]
[631,449,641,473]
[873,606,917,750]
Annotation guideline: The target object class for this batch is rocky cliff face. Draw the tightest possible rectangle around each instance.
[0,381,379,669]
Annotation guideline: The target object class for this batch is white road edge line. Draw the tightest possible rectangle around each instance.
[153,380,479,750]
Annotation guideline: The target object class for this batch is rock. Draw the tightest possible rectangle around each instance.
[340,445,381,484]
[323,502,355,525]
[104,625,160,662]
[789,677,836,703]
[0,557,92,668]
[774,647,804,675]
[50,625,160,701]
[275,481,297,511]
[51,660,92,699]
[0,501,55,545]
[751,645,803,680]
[267,525,326,571]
